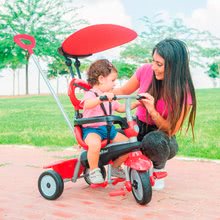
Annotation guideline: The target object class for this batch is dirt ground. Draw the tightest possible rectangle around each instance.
[0,145,220,220]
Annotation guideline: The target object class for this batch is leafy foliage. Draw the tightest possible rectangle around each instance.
[0,0,86,93]
[47,56,69,78]
[206,62,220,78]
[112,60,137,79]
[120,15,220,71]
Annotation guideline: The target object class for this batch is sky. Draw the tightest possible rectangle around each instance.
[69,0,220,65]
[1,0,219,41]
[73,0,220,38]
[0,0,220,95]
[0,0,219,38]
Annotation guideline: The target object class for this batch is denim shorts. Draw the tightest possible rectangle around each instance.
[82,125,117,140]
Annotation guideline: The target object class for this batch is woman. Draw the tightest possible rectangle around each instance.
[113,38,196,190]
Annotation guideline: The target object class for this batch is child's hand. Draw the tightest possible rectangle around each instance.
[130,100,141,110]
[134,100,141,107]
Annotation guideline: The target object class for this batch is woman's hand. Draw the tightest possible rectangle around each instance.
[139,93,156,113]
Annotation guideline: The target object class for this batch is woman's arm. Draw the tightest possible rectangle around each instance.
[113,74,140,95]
[115,100,140,113]
[149,104,191,136]
[138,93,171,133]
[148,108,171,134]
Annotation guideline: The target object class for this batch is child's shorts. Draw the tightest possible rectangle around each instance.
[82,125,117,141]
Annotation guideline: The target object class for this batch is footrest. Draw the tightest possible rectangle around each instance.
[109,188,126,196]
[111,177,125,185]
[153,171,167,179]
[90,181,108,188]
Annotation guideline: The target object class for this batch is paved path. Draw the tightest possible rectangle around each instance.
[0,145,220,220]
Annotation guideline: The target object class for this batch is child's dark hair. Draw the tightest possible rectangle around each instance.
[87,59,117,86]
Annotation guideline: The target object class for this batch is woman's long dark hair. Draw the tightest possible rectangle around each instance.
[148,39,196,136]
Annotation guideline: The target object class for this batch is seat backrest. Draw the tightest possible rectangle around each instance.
[74,126,108,150]
[68,78,91,111]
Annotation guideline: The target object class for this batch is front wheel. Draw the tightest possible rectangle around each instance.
[129,169,152,205]
[38,170,64,200]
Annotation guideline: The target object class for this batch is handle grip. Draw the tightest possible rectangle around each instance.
[99,95,117,101]
[14,34,36,54]
[136,95,147,100]
[99,94,146,101]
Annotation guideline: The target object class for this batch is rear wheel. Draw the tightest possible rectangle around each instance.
[38,170,64,200]
[83,166,106,185]
[129,169,152,205]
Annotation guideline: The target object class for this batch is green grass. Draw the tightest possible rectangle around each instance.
[0,95,75,149]
[0,88,220,159]
[176,88,220,160]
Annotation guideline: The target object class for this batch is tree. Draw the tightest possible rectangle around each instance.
[112,60,137,79]
[206,62,220,87]
[9,56,23,95]
[47,56,69,94]
[0,41,24,95]
[120,15,220,69]
[0,0,86,95]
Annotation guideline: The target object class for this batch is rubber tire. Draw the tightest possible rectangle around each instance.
[83,166,106,185]
[38,170,64,200]
[129,169,152,205]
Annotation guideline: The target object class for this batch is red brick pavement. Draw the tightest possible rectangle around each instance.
[0,145,220,220]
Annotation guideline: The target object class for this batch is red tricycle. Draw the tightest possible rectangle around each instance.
[14,24,167,205]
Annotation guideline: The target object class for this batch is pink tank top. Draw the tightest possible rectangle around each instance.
[135,64,192,125]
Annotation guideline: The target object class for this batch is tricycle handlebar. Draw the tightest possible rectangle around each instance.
[99,94,146,101]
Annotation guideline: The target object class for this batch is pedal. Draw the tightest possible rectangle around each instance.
[111,177,125,185]
[150,176,155,186]
[90,181,108,188]
[124,181,132,191]
[153,171,167,179]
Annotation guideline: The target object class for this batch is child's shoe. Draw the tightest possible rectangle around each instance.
[89,168,104,184]
[152,168,165,190]
[111,166,126,178]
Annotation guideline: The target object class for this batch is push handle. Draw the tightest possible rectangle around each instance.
[14,34,36,55]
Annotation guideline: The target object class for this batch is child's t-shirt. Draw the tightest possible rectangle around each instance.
[135,63,192,125]
[80,88,120,127]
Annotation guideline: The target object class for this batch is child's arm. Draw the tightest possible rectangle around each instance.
[83,97,102,109]
[116,100,140,113]
[83,92,115,109]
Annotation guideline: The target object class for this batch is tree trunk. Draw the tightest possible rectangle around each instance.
[66,76,69,94]
[37,57,40,95]
[38,70,41,95]
[17,69,20,95]
[57,76,59,95]
[12,70,15,96]
[212,78,217,88]
[25,52,30,95]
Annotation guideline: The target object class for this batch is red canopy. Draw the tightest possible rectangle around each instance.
[61,24,137,56]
